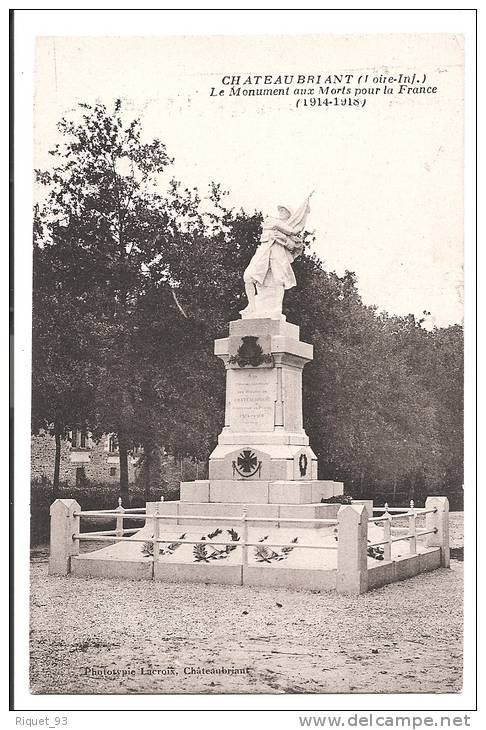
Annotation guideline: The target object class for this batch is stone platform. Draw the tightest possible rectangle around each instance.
[180,479,344,505]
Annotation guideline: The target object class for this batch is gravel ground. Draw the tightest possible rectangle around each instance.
[29,513,464,695]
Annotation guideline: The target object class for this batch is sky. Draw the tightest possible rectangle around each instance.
[34,33,464,328]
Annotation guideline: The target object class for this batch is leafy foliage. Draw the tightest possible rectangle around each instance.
[141,533,187,557]
[32,101,260,495]
[141,541,154,558]
[254,536,298,563]
[367,544,385,561]
[193,542,210,563]
[192,528,240,562]
[291,261,463,503]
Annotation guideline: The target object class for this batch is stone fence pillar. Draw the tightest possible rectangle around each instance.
[336,503,369,594]
[49,499,80,576]
[145,502,159,532]
[425,496,450,567]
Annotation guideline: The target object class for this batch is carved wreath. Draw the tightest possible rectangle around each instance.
[228,336,273,367]
[298,453,308,477]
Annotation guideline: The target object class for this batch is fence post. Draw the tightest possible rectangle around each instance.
[49,499,81,576]
[115,497,125,538]
[145,501,159,532]
[337,504,368,594]
[383,502,392,561]
[408,500,417,555]
[153,505,160,564]
[241,507,248,567]
[425,496,450,567]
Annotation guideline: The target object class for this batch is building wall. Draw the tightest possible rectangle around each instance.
[31,432,137,485]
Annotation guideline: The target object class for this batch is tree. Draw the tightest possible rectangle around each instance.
[31,223,102,491]
[33,102,262,498]
[34,100,177,497]
[287,257,462,503]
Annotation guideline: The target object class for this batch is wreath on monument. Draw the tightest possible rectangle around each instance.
[193,528,240,563]
[254,536,299,563]
[298,453,308,477]
[228,336,273,367]
[367,543,385,561]
[141,533,186,557]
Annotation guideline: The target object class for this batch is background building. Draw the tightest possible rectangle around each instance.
[31,430,139,486]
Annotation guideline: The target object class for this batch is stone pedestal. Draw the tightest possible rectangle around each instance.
[180,315,343,509]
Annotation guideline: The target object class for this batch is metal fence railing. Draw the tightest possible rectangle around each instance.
[71,498,340,566]
[367,501,438,560]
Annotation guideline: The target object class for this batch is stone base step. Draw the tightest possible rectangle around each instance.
[180,479,344,504]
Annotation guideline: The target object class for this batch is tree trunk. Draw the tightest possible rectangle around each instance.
[359,470,365,499]
[53,425,61,496]
[144,449,152,503]
[410,472,418,504]
[118,432,129,501]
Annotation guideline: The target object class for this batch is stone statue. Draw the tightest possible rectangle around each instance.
[240,193,313,319]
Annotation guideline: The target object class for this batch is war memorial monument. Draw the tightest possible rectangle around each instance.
[49,195,450,594]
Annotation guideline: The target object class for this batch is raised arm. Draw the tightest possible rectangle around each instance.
[272,220,295,236]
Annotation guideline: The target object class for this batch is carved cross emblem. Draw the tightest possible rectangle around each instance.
[232,449,262,478]
[238,450,258,474]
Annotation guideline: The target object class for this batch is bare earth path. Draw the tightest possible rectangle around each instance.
[30,513,464,695]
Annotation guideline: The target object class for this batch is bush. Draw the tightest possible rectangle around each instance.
[30,480,180,546]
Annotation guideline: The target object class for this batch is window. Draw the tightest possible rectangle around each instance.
[109,467,117,476]
[75,467,86,487]
[71,429,88,448]
[108,435,118,453]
